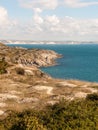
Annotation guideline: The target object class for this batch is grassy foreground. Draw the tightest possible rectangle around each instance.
[0,93,98,130]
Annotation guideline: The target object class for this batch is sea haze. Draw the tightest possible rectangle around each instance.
[7,43,98,82]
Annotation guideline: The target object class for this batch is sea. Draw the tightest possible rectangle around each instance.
[7,43,98,82]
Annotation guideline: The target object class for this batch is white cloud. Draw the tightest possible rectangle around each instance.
[19,0,58,10]
[0,6,98,41]
[33,8,42,14]
[1,12,98,41]
[45,15,60,25]
[0,6,18,28]
[64,0,98,8]
[17,0,98,41]
[0,6,19,39]
[33,14,43,25]
[21,14,98,41]
[0,6,10,26]
[19,0,98,9]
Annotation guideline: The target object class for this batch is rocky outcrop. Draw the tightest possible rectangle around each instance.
[0,43,62,67]
[0,43,61,79]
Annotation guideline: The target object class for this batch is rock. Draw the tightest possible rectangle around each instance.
[0,110,4,115]
[25,70,34,76]
[19,97,39,103]
[0,103,6,107]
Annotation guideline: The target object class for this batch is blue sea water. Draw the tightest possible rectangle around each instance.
[7,44,98,82]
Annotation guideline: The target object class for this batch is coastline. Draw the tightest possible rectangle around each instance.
[0,43,98,117]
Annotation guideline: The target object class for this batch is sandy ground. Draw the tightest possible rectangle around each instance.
[34,85,53,95]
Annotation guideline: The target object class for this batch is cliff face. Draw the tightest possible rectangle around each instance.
[0,43,98,117]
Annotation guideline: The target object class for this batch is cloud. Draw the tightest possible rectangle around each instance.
[0,2,98,41]
[45,15,60,25]
[19,0,58,10]
[64,0,98,8]
[0,6,19,39]
[33,14,43,25]
[0,6,18,27]
[21,14,98,41]
[18,0,98,40]
[0,6,10,26]
[33,8,42,14]
[1,11,98,41]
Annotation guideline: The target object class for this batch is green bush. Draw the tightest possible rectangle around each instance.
[1,99,98,130]
[10,116,46,130]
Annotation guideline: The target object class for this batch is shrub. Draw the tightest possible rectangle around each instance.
[10,116,46,130]
[0,59,8,74]
[15,67,25,75]
[1,99,98,130]
[86,93,98,101]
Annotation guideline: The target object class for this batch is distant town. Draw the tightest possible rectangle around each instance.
[0,40,98,45]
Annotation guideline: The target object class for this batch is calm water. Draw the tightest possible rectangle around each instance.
[7,44,98,82]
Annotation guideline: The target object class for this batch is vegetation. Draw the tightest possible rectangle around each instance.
[86,93,98,101]
[0,93,98,130]
[15,67,25,75]
[0,58,8,74]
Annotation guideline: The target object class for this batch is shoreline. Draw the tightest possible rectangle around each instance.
[0,42,98,117]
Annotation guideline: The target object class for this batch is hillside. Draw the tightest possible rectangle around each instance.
[0,43,98,118]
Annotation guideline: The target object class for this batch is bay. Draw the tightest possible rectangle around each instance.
[7,43,98,82]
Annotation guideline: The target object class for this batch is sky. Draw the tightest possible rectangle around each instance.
[0,0,98,41]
